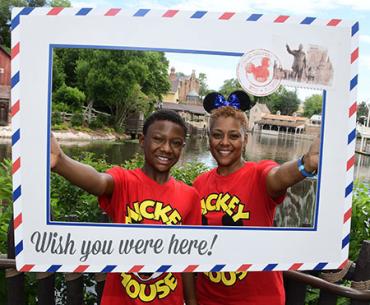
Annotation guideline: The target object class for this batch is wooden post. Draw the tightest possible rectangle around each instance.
[351,240,370,305]
[36,272,55,305]
[6,219,25,305]
[95,273,106,304]
[65,273,83,305]
[284,273,307,305]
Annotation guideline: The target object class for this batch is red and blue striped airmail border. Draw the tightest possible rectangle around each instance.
[10,7,358,272]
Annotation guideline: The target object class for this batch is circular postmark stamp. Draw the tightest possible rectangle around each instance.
[237,49,281,97]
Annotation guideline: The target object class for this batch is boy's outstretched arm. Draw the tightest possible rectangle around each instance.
[51,133,114,196]
[266,136,320,198]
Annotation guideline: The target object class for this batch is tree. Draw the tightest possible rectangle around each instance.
[198,72,209,99]
[264,87,301,115]
[49,0,70,6]
[357,101,369,124]
[219,78,242,97]
[75,49,170,129]
[0,0,28,48]
[303,94,322,118]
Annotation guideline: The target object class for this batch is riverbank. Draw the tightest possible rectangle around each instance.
[0,126,127,142]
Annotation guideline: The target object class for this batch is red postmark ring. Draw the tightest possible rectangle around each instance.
[237,49,282,97]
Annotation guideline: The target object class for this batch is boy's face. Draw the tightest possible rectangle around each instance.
[140,120,185,173]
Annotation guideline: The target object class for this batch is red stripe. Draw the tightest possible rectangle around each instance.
[13,213,22,230]
[351,48,359,64]
[237,264,252,272]
[162,10,178,18]
[274,15,289,23]
[219,12,235,20]
[288,263,303,270]
[11,100,20,117]
[12,157,21,175]
[183,265,198,272]
[11,43,20,59]
[348,102,357,118]
[47,7,64,15]
[20,264,35,272]
[346,155,355,171]
[343,208,352,223]
[327,19,341,26]
[105,8,121,16]
[74,265,89,272]
[338,259,349,269]
[128,265,144,273]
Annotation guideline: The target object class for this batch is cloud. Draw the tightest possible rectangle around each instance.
[360,35,370,44]
[360,54,370,71]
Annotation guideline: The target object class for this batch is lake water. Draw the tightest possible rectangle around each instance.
[0,133,369,181]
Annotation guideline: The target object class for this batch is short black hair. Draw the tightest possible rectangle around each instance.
[143,109,187,136]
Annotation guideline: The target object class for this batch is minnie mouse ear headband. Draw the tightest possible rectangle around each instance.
[203,90,251,113]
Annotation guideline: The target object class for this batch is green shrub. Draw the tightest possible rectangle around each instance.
[349,181,370,261]
[71,112,84,127]
[52,111,64,125]
[53,85,85,110]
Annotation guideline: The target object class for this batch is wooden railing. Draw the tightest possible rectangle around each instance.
[1,221,369,305]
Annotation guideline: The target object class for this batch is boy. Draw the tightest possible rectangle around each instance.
[51,109,200,305]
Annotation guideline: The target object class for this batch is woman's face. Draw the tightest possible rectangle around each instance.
[209,116,247,170]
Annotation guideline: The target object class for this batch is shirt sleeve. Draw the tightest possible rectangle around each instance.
[257,160,286,206]
[98,166,127,221]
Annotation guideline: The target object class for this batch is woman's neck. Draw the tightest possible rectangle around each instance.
[217,158,245,176]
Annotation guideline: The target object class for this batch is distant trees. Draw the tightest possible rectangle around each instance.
[303,94,322,117]
[52,48,170,129]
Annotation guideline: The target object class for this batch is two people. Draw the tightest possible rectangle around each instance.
[51,90,319,305]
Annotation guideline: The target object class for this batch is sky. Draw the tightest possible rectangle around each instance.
[69,0,370,103]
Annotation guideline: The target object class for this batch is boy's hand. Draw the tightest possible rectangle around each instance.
[50,133,62,170]
[303,136,320,173]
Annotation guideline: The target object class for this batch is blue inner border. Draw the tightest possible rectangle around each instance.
[47,44,324,232]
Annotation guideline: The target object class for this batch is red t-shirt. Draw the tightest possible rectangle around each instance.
[98,167,201,305]
[193,161,285,305]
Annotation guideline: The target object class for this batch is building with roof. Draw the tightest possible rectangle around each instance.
[0,46,11,126]
[163,67,201,105]
[254,113,308,134]
[249,103,271,131]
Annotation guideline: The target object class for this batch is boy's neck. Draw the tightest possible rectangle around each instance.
[141,164,171,185]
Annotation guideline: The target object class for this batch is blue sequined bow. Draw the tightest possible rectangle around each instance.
[214,93,241,110]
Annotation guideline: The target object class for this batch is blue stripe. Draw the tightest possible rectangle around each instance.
[11,72,20,88]
[342,234,350,248]
[263,263,278,271]
[210,264,225,272]
[347,128,356,144]
[345,182,353,197]
[134,9,150,17]
[76,8,92,16]
[314,262,328,270]
[300,17,316,24]
[247,14,263,21]
[351,22,359,36]
[156,265,171,272]
[350,75,358,90]
[12,129,20,146]
[11,7,34,30]
[13,186,22,202]
[15,241,23,256]
[101,265,117,273]
[191,11,207,19]
[47,265,62,272]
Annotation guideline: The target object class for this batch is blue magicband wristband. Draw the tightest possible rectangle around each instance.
[297,156,316,178]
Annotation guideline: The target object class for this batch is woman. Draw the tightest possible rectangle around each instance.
[193,91,319,305]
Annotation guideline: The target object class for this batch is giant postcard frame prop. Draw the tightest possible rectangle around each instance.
[11,7,358,273]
